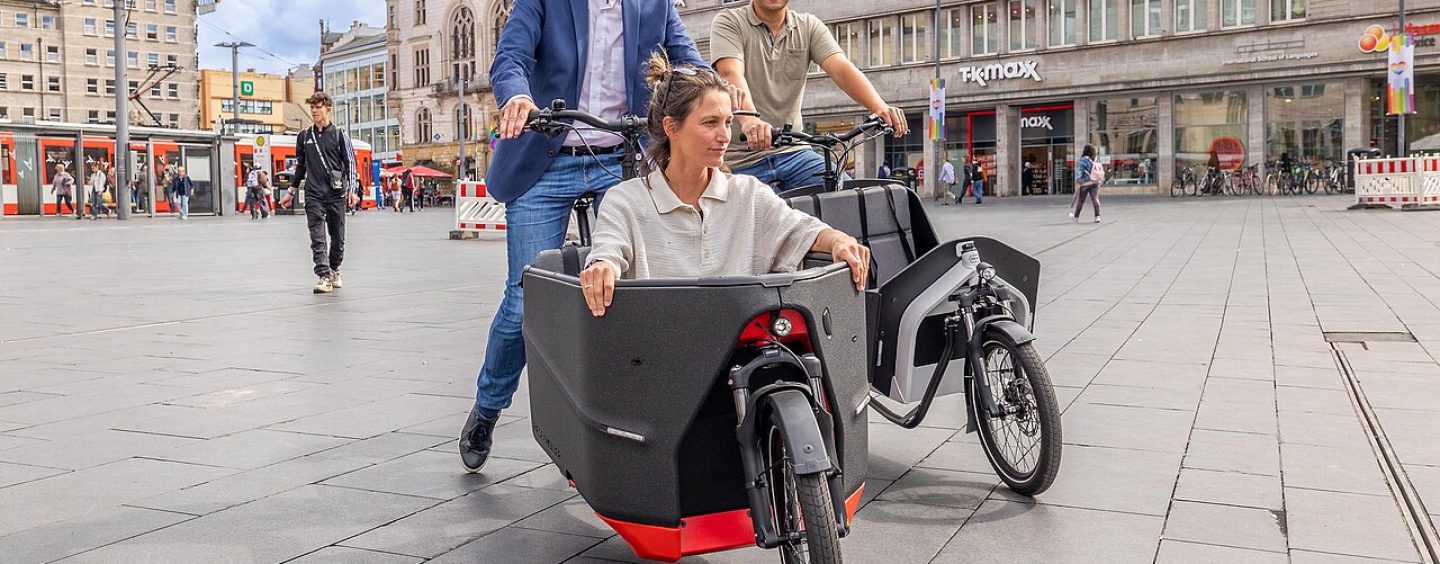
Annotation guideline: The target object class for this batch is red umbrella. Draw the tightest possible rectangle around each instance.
[404,165,454,178]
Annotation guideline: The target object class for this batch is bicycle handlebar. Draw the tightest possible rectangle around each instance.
[526,99,647,135]
[770,116,892,148]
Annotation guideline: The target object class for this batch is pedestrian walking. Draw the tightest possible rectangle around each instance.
[51,163,77,216]
[1021,162,1036,195]
[399,168,416,212]
[457,0,706,474]
[88,163,111,219]
[170,166,194,220]
[279,91,360,294]
[969,158,985,204]
[246,166,272,219]
[940,158,958,204]
[1072,144,1102,223]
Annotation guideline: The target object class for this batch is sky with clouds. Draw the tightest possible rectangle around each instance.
[196,0,385,76]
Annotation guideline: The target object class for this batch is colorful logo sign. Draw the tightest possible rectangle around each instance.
[1360,25,1392,53]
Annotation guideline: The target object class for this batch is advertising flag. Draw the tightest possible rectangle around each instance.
[1388,33,1415,115]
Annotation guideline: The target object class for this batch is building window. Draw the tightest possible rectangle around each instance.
[899,13,930,64]
[491,1,513,59]
[1008,0,1038,51]
[416,108,432,143]
[89,110,100,123]
[390,53,399,87]
[1048,0,1076,47]
[1266,82,1341,167]
[21,75,34,90]
[15,13,28,27]
[416,0,427,25]
[0,43,6,60]
[374,61,386,88]
[388,3,395,27]
[88,78,99,93]
[167,54,177,66]
[41,15,55,30]
[148,52,159,66]
[867,17,893,68]
[107,50,116,66]
[128,51,139,68]
[87,49,98,65]
[105,20,115,37]
[972,4,998,55]
[1131,0,1161,38]
[166,26,177,42]
[150,85,161,98]
[146,0,157,10]
[451,6,476,81]
[126,22,138,39]
[1271,0,1305,21]
[49,108,60,120]
[167,83,177,97]
[85,18,98,35]
[105,79,115,95]
[1223,0,1255,27]
[145,24,157,40]
[1174,90,1248,174]
[169,113,179,127]
[107,111,116,122]
[414,48,431,86]
[1089,0,1118,41]
[165,0,175,13]
[23,108,35,118]
[939,9,964,58]
[1176,0,1207,32]
[834,22,862,64]
[47,76,60,92]
[20,43,34,60]
[0,74,6,90]
[47,46,59,63]
[455,103,473,142]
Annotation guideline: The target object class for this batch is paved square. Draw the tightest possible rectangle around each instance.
[2,194,1438,563]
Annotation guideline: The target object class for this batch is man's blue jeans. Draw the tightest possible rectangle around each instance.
[473,154,623,414]
[730,149,826,193]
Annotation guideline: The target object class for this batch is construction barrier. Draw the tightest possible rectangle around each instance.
[1418,155,1440,207]
[450,180,507,239]
[1352,157,1422,209]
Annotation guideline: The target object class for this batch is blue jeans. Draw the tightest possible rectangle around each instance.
[730,150,826,193]
[473,154,623,413]
[972,180,985,203]
[176,194,190,217]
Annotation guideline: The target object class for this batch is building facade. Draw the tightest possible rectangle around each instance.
[0,0,200,128]
[318,22,400,162]
[678,0,1436,197]
[198,68,312,134]
[387,0,510,175]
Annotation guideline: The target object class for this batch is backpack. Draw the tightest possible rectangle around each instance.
[1089,160,1105,184]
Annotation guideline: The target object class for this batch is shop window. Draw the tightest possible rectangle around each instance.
[972,4,999,55]
[1130,0,1161,38]
[1089,0,1117,41]
[1009,0,1038,51]
[867,17,893,68]
[1271,0,1305,21]
[1265,82,1341,170]
[1090,97,1159,185]
[1223,0,1255,27]
[1175,0,1207,33]
[1174,90,1248,176]
[1047,0,1077,47]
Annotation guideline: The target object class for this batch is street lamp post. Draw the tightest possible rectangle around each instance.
[931,0,942,199]
[1399,0,1407,155]
[114,0,130,219]
[458,75,468,181]
[215,42,254,135]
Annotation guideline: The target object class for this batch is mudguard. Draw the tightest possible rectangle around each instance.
[754,389,832,475]
[984,319,1035,347]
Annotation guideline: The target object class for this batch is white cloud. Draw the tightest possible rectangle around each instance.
[197,0,385,75]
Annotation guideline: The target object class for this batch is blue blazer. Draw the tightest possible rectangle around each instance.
[488,0,706,203]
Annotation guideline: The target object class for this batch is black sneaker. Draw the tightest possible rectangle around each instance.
[459,408,498,473]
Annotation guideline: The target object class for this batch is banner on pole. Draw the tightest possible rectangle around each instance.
[928,79,946,141]
[1388,33,1415,116]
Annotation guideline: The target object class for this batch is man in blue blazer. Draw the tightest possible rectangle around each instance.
[460,0,707,473]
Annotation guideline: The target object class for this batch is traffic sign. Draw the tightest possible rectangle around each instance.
[240,81,254,97]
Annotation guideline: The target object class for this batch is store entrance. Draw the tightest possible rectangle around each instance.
[1020,144,1074,195]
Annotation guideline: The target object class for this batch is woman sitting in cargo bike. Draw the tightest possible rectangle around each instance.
[521,55,1061,563]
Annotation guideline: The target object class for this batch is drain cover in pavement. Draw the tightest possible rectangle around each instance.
[1323,331,1417,343]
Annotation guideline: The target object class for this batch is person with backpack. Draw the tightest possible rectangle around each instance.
[1073,144,1103,223]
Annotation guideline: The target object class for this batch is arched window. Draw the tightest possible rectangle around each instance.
[450,6,476,81]
[416,108,432,144]
[455,103,473,142]
[490,0,512,56]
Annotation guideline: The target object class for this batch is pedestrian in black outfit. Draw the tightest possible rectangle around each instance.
[280,91,360,294]
[400,168,416,212]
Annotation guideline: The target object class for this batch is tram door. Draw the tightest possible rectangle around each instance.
[14,136,41,215]
[182,146,214,214]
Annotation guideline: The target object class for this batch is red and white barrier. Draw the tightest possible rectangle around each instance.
[450,179,507,239]
[1418,155,1440,207]
[1353,157,1422,208]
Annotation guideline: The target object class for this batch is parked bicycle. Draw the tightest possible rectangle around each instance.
[1172,165,1198,197]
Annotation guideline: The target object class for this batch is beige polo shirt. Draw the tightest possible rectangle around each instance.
[711,6,844,169]
[587,169,828,279]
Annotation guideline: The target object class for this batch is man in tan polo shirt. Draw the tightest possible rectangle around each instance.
[711,0,909,193]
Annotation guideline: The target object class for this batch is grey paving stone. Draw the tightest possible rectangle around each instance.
[1289,550,1420,564]
[149,428,352,470]
[1208,359,1278,384]
[1074,383,1201,412]
[1154,540,1286,564]
[499,463,574,492]
[917,440,999,475]
[1172,468,1283,511]
[1357,373,1440,413]
[1285,488,1421,562]
[934,500,1163,563]
[875,467,997,510]
[286,546,424,564]
[52,485,436,564]
[865,423,954,481]
[1277,411,1372,449]
[1061,402,1195,454]
[1161,500,1287,552]
[836,500,974,564]
[1276,385,1357,415]
[991,444,1182,516]
[1281,443,1390,496]
[512,496,614,539]
[1192,399,1279,436]
[0,461,66,489]
[1183,429,1280,476]
[427,526,602,564]
[1200,377,1276,406]
[1372,408,1440,467]
[309,431,449,465]
[1274,365,1345,390]
[321,449,540,500]
[1040,351,1111,388]
[1404,463,1440,519]
[1088,359,1209,392]
[341,483,575,558]
[131,455,369,516]
[0,505,194,564]
[0,457,237,537]
[268,393,474,439]
[163,379,326,409]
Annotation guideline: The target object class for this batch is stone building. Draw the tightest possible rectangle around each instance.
[197,68,313,134]
[319,22,400,162]
[386,0,511,176]
[678,0,1435,196]
[0,0,201,128]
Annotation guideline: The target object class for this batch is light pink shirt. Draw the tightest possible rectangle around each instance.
[563,0,626,148]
